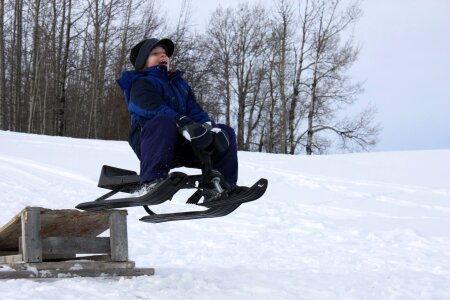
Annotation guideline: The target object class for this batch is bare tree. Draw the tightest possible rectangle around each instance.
[204,7,235,124]
[139,0,163,40]
[244,65,267,150]
[303,0,378,154]
[288,0,315,154]
[27,0,41,132]
[272,0,295,153]
[86,0,101,138]
[265,51,279,153]
[0,0,379,154]
[231,4,269,150]
[114,0,133,78]
[10,0,24,131]
[86,0,119,138]
[55,0,73,136]
[0,0,5,128]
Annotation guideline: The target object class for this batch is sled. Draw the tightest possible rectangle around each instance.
[76,151,268,223]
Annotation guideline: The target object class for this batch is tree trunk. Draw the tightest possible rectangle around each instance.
[114,0,132,79]
[237,93,245,150]
[224,53,231,126]
[28,0,41,133]
[289,0,310,154]
[267,60,276,153]
[96,1,114,139]
[11,0,23,131]
[56,0,72,136]
[87,0,101,138]
[277,2,289,154]
[0,0,5,129]
[306,60,319,155]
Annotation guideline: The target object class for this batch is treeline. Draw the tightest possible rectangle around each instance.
[0,0,380,154]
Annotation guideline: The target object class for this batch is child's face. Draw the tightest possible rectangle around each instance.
[144,46,170,70]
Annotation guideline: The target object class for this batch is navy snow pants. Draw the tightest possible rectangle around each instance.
[139,115,238,185]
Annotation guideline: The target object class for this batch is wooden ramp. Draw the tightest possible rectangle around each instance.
[0,207,154,279]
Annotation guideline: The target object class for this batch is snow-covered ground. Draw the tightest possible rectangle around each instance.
[0,130,449,299]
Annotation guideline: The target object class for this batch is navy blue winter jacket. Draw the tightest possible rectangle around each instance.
[116,65,213,158]
[117,65,212,126]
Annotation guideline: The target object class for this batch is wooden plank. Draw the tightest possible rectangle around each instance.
[0,254,23,264]
[39,209,121,238]
[0,270,36,279]
[110,212,128,262]
[21,207,42,263]
[19,237,73,261]
[38,267,154,278]
[0,207,29,251]
[0,268,154,279]
[0,208,128,251]
[0,267,154,279]
[35,268,155,278]
[42,237,110,255]
[9,260,135,271]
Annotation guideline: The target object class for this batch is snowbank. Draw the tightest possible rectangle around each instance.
[1,130,449,299]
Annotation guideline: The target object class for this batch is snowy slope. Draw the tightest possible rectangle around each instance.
[0,130,449,300]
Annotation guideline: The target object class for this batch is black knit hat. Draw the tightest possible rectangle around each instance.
[129,38,174,70]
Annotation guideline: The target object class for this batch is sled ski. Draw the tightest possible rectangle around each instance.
[76,151,268,223]
[140,204,241,223]
[140,178,268,223]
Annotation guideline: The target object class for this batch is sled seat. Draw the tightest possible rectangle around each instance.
[98,165,140,193]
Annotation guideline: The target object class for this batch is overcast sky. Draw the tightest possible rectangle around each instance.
[159,0,450,152]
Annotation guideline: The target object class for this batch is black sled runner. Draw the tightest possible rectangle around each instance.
[76,154,268,223]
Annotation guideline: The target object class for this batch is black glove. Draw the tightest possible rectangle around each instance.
[196,120,230,152]
[210,127,230,153]
[176,116,213,150]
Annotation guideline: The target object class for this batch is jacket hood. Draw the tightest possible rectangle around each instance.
[116,70,143,92]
